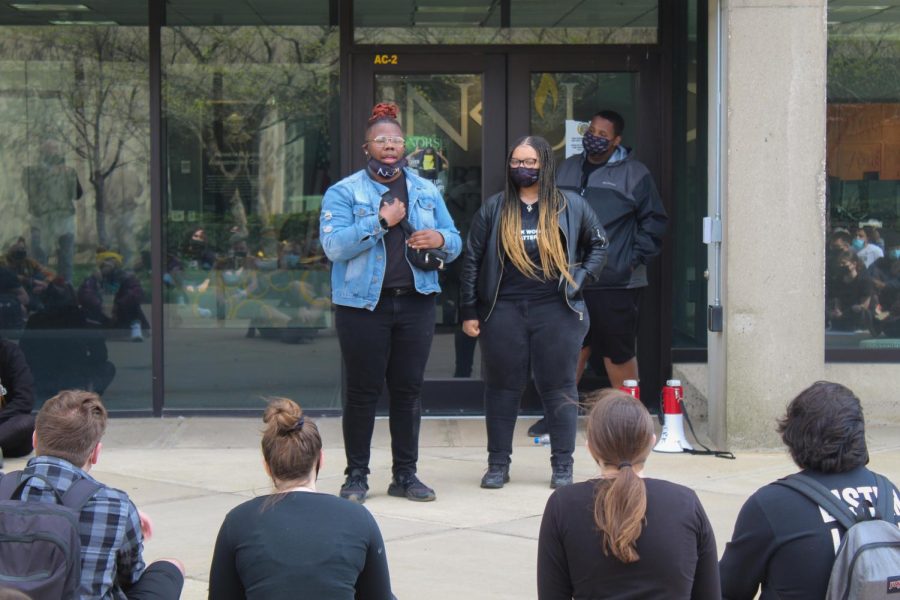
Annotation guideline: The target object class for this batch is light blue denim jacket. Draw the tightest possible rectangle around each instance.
[320,168,462,310]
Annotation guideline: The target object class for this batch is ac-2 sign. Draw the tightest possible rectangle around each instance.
[374,54,398,65]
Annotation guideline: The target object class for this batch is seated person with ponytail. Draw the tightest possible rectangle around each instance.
[208,398,394,600]
[537,389,720,599]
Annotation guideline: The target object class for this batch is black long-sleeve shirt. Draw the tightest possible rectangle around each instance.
[209,492,393,600]
[0,338,35,421]
[538,477,720,599]
[719,466,900,600]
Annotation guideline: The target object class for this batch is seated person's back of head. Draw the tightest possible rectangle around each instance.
[719,381,900,600]
[208,397,394,600]
[537,389,721,599]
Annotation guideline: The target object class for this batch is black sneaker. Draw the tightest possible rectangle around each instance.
[550,466,573,489]
[387,472,436,502]
[527,418,548,437]
[480,464,510,489]
[340,469,369,504]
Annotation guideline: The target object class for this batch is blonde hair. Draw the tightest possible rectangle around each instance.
[585,389,654,563]
[501,136,575,286]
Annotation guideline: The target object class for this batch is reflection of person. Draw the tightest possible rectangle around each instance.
[15,391,185,598]
[77,251,149,341]
[0,237,54,309]
[0,336,37,460]
[21,141,83,282]
[826,252,873,332]
[19,279,115,400]
[209,398,394,599]
[853,226,883,268]
[719,382,900,599]
[460,135,608,489]
[407,146,448,181]
[538,390,720,599]
[104,166,145,268]
[0,268,28,336]
[557,110,667,388]
[320,102,461,504]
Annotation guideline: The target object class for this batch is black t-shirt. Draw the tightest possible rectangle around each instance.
[538,477,720,599]
[581,158,606,189]
[209,492,393,600]
[498,201,560,301]
[719,466,900,600]
[379,174,414,290]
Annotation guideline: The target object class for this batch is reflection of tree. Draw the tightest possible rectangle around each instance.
[828,24,900,101]
[2,27,149,248]
[163,26,339,229]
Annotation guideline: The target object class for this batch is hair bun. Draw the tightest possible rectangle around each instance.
[263,397,303,435]
[369,102,399,123]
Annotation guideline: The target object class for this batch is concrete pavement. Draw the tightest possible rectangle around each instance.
[4,417,899,599]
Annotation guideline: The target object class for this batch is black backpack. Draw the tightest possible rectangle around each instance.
[775,472,900,600]
[0,471,101,600]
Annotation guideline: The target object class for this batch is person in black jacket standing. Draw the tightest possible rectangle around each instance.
[461,135,608,489]
[0,335,36,462]
[556,110,667,391]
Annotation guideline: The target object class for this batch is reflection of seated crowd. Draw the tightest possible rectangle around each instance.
[165,224,331,343]
[826,226,900,336]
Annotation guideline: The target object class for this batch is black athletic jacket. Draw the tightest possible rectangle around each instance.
[557,148,667,289]
[460,190,608,322]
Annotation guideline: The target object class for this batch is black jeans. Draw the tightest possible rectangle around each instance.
[335,293,435,477]
[0,413,36,458]
[479,296,589,469]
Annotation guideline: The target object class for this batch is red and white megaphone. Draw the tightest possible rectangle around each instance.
[653,379,693,453]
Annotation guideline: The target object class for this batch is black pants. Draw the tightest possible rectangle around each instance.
[479,296,589,469]
[0,413,36,458]
[125,560,184,600]
[335,293,435,477]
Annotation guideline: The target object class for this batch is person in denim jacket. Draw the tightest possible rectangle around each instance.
[320,103,461,504]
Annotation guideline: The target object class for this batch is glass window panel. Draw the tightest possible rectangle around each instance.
[0,20,152,410]
[162,18,341,409]
[528,72,637,165]
[671,0,707,349]
[826,2,900,352]
[374,73,484,379]
[354,0,656,44]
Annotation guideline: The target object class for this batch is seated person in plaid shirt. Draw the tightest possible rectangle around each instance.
[18,390,184,599]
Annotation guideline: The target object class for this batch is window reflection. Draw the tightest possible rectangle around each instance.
[162,23,341,409]
[0,24,151,409]
[826,7,900,350]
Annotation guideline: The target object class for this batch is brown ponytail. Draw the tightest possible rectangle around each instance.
[260,397,322,484]
[585,389,655,563]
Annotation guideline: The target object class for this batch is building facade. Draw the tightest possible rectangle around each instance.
[0,0,896,446]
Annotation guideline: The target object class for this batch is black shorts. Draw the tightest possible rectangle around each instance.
[581,288,642,364]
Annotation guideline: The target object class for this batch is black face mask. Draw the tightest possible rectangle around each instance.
[509,167,540,188]
[368,156,407,178]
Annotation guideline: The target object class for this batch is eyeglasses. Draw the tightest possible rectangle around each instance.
[509,158,538,168]
[367,136,405,146]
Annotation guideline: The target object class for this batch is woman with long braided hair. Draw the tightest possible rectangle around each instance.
[460,135,608,489]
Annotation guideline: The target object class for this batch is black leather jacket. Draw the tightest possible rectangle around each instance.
[460,190,608,322]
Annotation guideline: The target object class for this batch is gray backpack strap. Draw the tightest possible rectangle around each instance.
[774,473,856,530]
[61,478,102,512]
[0,470,24,500]
[874,473,895,521]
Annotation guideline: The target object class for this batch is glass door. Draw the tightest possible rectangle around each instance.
[509,52,669,410]
[351,53,505,412]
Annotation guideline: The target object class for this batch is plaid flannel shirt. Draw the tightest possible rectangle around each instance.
[18,456,146,600]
